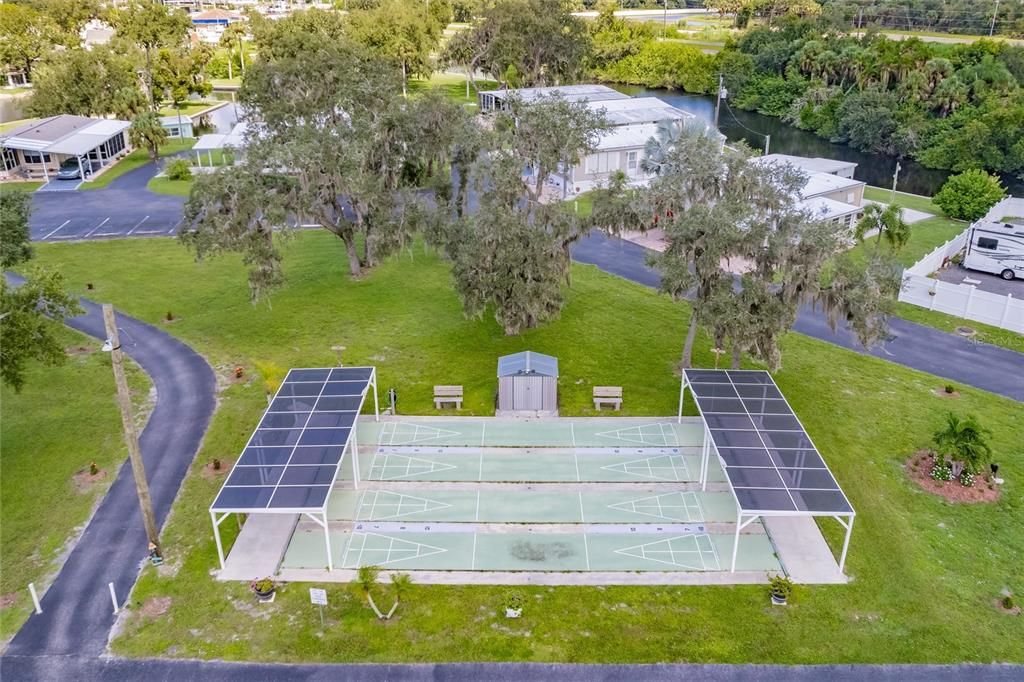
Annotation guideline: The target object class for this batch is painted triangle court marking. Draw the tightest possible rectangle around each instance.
[594,422,679,447]
[357,490,453,521]
[368,453,458,481]
[614,534,717,570]
[343,532,448,568]
[385,422,462,446]
[601,454,691,482]
[607,491,702,522]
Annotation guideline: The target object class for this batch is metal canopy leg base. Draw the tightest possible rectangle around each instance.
[211,511,231,570]
[304,512,333,571]
[836,514,855,573]
[730,514,760,572]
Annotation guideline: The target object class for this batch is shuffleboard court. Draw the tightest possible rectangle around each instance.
[338,449,727,483]
[356,417,706,449]
[326,489,738,524]
[281,526,780,572]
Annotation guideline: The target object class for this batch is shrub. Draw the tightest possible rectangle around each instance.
[164,157,193,182]
[769,575,794,601]
[933,412,992,478]
[933,170,1007,221]
[503,591,525,612]
[1003,595,1016,609]
[944,384,955,394]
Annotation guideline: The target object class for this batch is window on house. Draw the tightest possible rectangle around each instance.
[3,148,16,170]
[22,151,51,164]
[627,151,638,173]
[846,192,855,203]
[977,237,998,249]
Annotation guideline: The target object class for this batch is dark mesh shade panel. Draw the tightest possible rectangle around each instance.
[211,367,373,512]
[686,369,852,515]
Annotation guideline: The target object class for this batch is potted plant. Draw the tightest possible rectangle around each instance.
[769,575,794,606]
[503,591,525,618]
[250,577,276,602]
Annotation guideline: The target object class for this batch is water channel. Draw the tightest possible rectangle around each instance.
[614,84,1024,197]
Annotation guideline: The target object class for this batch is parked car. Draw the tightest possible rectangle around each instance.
[55,158,94,180]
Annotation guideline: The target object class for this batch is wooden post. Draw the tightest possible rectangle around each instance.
[102,304,160,553]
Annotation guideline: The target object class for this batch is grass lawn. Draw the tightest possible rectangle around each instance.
[846,216,967,269]
[210,78,242,88]
[864,186,943,216]
[80,139,195,191]
[147,176,193,196]
[157,101,223,118]
[0,326,150,642]
[0,181,44,193]
[408,73,499,107]
[21,233,1023,664]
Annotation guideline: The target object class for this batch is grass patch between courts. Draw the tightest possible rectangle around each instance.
[18,233,1022,664]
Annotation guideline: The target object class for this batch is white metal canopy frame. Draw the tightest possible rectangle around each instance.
[209,366,379,572]
[677,368,855,573]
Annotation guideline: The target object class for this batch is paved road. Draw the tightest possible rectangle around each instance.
[2,655,1022,681]
[572,231,1024,402]
[29,156,187,242]
[2,274,217,656]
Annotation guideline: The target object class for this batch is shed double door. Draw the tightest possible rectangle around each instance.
[512,375,545,411]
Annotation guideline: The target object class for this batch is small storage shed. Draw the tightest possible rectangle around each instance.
[497,351,558,413]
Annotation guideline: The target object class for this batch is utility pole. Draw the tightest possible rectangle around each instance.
[102,305,160,554]
[714,73,724,128]
[989,0,1000,36]
[763,134,770,155]
[891,161,901,202]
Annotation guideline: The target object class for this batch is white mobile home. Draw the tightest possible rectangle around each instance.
[963,220,1024,280]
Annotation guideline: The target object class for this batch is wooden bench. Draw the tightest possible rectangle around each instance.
[433,385,463,409]
[593,386,623,410]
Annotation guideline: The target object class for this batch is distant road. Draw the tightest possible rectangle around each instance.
[855,31,1024,46]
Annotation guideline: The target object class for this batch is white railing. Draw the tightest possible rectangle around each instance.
[898,224,1024,333]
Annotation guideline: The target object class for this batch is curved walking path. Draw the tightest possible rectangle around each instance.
[572,231,1024,402]
[2,274,217,657]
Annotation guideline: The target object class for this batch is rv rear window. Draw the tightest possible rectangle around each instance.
[977,237,999,249]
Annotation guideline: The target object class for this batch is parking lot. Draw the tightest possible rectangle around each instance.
[28,189,186,242]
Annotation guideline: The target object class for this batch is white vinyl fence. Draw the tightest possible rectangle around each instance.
[899,226,1024,334]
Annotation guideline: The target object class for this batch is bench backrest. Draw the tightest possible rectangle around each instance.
[434,385,464,396]
[593,386,623,397]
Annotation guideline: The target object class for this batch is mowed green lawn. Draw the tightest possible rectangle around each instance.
[408,72,499,107]
[22,233,1023,663]
[0,326,150,641]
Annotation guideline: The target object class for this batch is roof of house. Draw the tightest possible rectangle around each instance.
[192,121,247,151]
[488,84,630,104]
[594,120,724,152]
[801,196,862,221]
[497,351,558,378]
[0,115,130,155]
[159,115,194,126]
[192,9,243,22]
[587,97,694,126]
[799,171,863,198]
[759,153,857,175]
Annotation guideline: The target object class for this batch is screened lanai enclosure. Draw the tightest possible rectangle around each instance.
[679,369,855,572]
[497,351,558,415]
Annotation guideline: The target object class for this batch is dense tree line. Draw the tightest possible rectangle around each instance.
[817,0,1024,37]
[588,7,1024,177]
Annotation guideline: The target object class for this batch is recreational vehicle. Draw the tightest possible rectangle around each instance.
[963,221,1024,281]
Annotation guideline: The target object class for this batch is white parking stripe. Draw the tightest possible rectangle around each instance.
[126,215,149,235]
[85,217,110,238]
[167,219,183,235]
[42,220,71,240]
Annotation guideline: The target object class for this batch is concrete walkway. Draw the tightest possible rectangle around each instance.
[220,514,298,581]
[763,517,847,584]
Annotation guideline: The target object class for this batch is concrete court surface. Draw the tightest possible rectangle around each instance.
[215,416,855,584]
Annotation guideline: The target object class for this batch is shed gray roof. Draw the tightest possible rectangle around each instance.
[497,351,558,378]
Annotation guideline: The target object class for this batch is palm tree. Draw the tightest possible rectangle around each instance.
[128,111,168,162]
[356,565,386,619]
[933,412,992,479]
[384,572,412,619]
[855,203,911,252]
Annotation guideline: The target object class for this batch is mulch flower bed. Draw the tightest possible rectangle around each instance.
[905,451,1000,504]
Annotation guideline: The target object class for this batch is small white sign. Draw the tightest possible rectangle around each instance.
[309,588,328,606]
